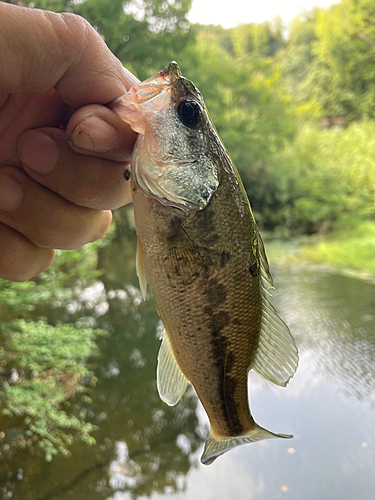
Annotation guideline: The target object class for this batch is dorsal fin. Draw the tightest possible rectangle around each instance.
[252,230,298,386]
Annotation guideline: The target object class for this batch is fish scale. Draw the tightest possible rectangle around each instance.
[111,62,298,465]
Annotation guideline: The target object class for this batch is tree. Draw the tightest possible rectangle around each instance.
[279,10,322,118]
[315,0,375,122]
[182,24,297,228]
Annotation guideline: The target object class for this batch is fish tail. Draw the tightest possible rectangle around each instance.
[201,422,292,466]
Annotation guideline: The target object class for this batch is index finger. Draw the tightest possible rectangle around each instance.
[0,3,139,106]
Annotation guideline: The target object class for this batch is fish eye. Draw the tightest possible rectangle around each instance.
[177,99,203,128]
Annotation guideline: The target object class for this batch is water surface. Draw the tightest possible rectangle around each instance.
[1,234,375,500]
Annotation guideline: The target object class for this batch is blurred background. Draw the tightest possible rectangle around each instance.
[1,0,375,499]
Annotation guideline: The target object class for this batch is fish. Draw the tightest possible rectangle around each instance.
[111,62,298,465]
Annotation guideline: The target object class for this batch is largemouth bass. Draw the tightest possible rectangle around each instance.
[111,62,298,465]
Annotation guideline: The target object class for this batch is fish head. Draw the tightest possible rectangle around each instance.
[111,62,221,211]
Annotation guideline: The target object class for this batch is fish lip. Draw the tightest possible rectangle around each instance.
[108,62,188,109]
[108,64,181,113]
[159,63,201,101]
[159,61,182,84]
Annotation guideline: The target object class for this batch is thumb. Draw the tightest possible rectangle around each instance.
[0,3,138,106]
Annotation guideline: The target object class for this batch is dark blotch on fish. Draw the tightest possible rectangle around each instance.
[205,278,227,305]
[210,331,243,435]
[250,261,259,277]
[220,251,231,268]
[207,309,230,335]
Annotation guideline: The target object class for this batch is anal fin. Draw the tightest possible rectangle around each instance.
[157,328,189,406]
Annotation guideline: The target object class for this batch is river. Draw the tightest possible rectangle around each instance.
[1,227,375,500]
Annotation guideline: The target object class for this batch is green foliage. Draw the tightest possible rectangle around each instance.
[0,241,111,460]
[263,121,375,234]
[300,221,375,274]
[0,240,106,321]
[1,320,102,375]
[313,0,375,122]
[282,0,375,123]
[183,24,298,225]
[279,11,323,118]
[0,320,105,461]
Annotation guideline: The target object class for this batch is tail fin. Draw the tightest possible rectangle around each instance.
[201,422,292,466]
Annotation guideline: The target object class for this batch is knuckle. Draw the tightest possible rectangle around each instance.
[74,181,109,208]
[59,12,103,56]
[59,12,91,36]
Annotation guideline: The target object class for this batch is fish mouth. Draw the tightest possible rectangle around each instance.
[111,62,182,109]
[134,61,181,99]
[158,61,182,84]
[109,61,202,136]
[108,62,183,127]
[109,62,198,112]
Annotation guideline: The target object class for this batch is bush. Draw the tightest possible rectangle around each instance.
[0,320,105,461]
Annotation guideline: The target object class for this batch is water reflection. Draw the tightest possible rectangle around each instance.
[1,222,375,499]
[108,441,142,491]
[0,221,203,499]
[272,268,375,404]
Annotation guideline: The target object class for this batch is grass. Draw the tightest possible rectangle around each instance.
[264,221,375,280]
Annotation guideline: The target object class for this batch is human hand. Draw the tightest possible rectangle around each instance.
[0,3,138,282]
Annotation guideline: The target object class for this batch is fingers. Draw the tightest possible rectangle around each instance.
[0,3,139,105]
[0,167,112,250]
[66,105,137,162]
[18,104,137,210]
[0,4,139,283]
[18,122,134,210]
[0,222,55,282]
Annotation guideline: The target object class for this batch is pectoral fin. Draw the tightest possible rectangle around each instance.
[157,328,189,406]
[136,237,148,300]
[251,230,299,386]
[252,298,298,387]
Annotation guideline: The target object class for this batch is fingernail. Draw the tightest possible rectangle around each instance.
[0,174,24,212]
[18,131,59,174]
[69,116,118,152]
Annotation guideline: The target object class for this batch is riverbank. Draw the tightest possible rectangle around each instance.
[265,221,375,283]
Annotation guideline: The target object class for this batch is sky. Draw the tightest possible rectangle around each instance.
[187,0,338,28]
